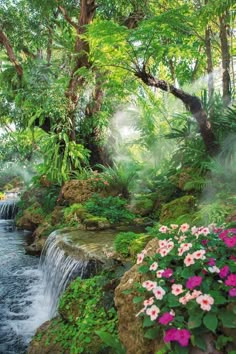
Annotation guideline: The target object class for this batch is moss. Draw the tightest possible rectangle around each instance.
[160,195,196,224]
[83,215,110,230]
[29,276,118,354]
[129,234,153,256]
[130,196,154,216]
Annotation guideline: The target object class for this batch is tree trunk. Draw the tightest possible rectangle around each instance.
[205,26,214,99]
[59,0,97,141]
[0,30,23,77]
[135,69,220,156]
[219,12,231,105]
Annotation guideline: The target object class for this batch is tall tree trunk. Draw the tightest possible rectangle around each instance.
[135,68,220,156]
[58,0,97,141]
[205,26,214,99]
[0,30,23,77]
[219,12,231,105]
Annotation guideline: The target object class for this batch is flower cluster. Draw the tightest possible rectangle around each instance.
[135,224,236,352]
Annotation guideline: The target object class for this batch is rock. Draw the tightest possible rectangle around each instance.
[128,196,154,216]
[83,216,111,230]
[17,202,45,231]
[58,180,96,205]
[27,318,69,354]
[160,195,196,224]
[114,238,163,354]
[25,223,56,255]
[51,206,64,226]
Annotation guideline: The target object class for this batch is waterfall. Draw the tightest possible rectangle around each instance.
[0,199,18,220]
[40,231,96,316]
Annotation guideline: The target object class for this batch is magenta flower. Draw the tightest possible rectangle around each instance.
[162,268,173,278]
[224,236,236,248]
[202,239,209,246]
[207,258,215,266]
[229,288,236,297]
[158,312,174,325]
[176,329,191,347]
[164,328,178,343]
[230,255,236,262]
[225,274,236,286]
[164,328,191,347]
[186,276,202,290]
[219,265,230,279]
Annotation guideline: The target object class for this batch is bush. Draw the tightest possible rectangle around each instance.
[114,232,141,256]
[84,194,135,224]
[132,223,236,353]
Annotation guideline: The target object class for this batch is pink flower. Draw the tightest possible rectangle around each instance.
[167,241,174,251]
[201,227,210,236]
[225,274,236,286]
[184,253,195,267]
[224,236,236,248]
[103,181,109,185]
[196,294,214,311]
[159,226,168,233]
[219,228,236,240]
[137,253,145,264]
[230,255,236,262]
[186,276,202,290]
[219,265,229,279]
[164,328,191,347]
[143,297,154,308]
[207,258,215,266]
[191,290,202,299]
[193,250,206,260]
[176,329,191,347]
[149,262,158,271]
[156,270,164,278]
[142,280,157,291]
[179,292,192,305]
[146,305,160,320]
[158,239,168,248]
[180,223,190,232]
[153,286,166,300]
[191,226,198,235]
[158,312,174,325]
[164,328,178,343]
[162,268,173,278]
[159,248,169,257]
[171,284,184,296]
[229,288,236,297]
[180,243,192,253]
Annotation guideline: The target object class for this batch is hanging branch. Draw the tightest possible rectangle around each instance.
[135,66,220,156]
[0,30,23,77]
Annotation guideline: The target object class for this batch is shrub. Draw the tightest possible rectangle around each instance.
[84,194,135,224]
[132,223,236,353]
[114,232,141,256]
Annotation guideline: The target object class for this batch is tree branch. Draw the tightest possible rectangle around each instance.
[58,5,79,29]
[0,30,23,77]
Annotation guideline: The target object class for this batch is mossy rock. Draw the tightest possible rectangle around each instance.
[83,215,111,230]
[129,234,153,256]
[160,195,196,224]
[128,196,154,216]
[29,276,118,354]
[16,202,45,231]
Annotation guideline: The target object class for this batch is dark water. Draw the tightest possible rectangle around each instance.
[0,220,50,354]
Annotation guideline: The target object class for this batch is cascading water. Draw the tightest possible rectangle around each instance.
[0,199,18,220]
[39,231,92,316]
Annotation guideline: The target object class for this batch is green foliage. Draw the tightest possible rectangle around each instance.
[85,194,136,224]
[114,232,141,256]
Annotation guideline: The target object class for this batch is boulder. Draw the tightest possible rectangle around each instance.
[58,180,96,205]
[160,195,196,224]
[114,238,163,354]
[17,202,45,231]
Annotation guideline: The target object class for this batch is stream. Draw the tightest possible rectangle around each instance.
[0,220,51,354]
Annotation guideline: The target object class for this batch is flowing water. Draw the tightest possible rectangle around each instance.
[0,200,106,353]
[0,219,51,354]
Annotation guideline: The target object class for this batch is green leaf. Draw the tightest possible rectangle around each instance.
[133,296,144,304]
[188,312,203,329]
[181,268,194,279]
[192,335,207,351]
[143,316,154,328]
[203,313,218,332]
[219,311,236,328]
[144,327,159,340]
[216,335,233,350]
[122,289,132,295]
[138,265,150,273]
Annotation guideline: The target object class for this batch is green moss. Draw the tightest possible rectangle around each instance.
[33,276,118,354]
[160,195,196,224]
[129,234,153,256]
[114,231,152,257]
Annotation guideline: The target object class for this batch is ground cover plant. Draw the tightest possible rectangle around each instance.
[133,223,236,353]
